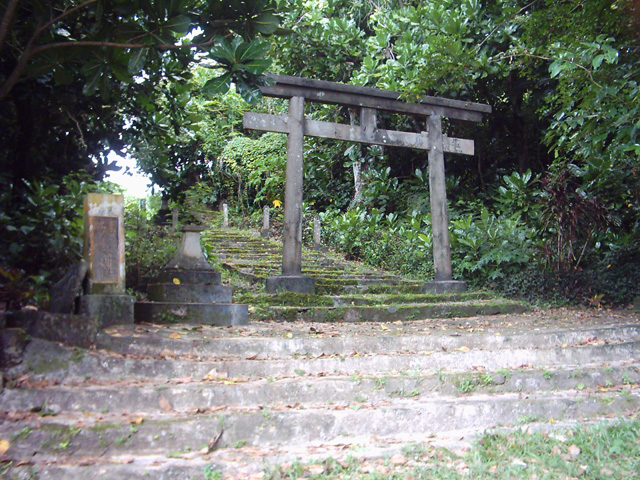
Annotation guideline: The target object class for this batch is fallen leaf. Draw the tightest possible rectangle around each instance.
[130,417,144,425]
[389,453,407,465]
[172,278,180,285]
[308,464,326,475]
[159,398,172,413]
[568,444,581,457]
[169,332,181,339]
[0,439,10,456]
[380,324,389,330]
[159,348,176,358]
[207,429,223,453]
[456,346,470,352]
[511,458,527,468]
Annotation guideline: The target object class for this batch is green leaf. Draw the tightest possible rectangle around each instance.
[253,11,280,35]
[209,37,236,63]
[241,59,271,75]
[83,72,102,96]
[128,49,148,74]
[165,14,192,35]
[202,72,233,94]
[549,61,564,78]
[592,54,604,69]
[236,40,270,62]
[235,78,263,104]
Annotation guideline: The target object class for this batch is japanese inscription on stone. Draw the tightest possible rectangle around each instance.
[91,216,119,283]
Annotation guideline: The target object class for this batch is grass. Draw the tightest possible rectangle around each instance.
[262,420,640,479]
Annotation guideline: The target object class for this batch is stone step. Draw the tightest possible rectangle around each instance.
[95,322,640,360]
[3,361,639,414]
[11,334,640,385]
[254,299,529,322]
[134,302,248,326]
[4,388,640,459]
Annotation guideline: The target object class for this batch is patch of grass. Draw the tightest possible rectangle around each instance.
[261,420,640,479]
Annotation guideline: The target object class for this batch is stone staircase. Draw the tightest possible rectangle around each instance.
[2,226,640,478]
[2,309,640,479]
[204,228,528,321]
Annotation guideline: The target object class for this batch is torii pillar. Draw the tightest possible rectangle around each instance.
[264,96,316,294]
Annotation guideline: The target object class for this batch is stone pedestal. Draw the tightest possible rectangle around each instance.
[424,280,467,294]
[136,225,248,325]
[79,294,135,329]
[81,193,134,327]
[266,275,316,294]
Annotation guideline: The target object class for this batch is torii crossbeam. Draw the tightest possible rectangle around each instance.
[244,74,491,294]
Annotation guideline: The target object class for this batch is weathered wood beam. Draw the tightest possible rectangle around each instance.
[259,74,491,123]
[244,112,475,156]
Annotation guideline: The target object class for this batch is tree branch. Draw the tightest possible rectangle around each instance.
[31,37,216,56]
[0,0,20,53]
[35,0,99,37]
[0,0,100,101]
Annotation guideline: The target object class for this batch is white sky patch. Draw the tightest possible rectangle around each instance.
[105,151,152,198]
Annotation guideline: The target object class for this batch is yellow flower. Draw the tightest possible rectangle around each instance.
[272,199,282,208]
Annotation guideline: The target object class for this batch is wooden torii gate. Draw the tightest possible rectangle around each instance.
[244,74,491,294]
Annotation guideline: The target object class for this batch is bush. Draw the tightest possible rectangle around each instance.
[124,200,179,296]
[0,173,118,308]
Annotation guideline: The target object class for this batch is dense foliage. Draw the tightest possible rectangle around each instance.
[0,0,281,302]
[1,0,639,307]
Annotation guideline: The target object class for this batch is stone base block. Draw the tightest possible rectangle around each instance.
[424,280,467,294]
[78,294,135,328]
[134,302,248,326]
[5,311,98,348]
[265,275,316,294]
[155,269,222,285]
[147,284,232,303]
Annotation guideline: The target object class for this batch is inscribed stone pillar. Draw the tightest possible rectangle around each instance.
[79,193,134,326]
[425,115,466,293]
[83,193,126,294]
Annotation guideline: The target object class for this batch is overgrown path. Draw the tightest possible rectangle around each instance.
[1,227,639,479]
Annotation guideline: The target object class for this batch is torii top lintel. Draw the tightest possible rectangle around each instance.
[258,74,491,123]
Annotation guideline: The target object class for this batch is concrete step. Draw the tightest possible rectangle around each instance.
[4,388,640,459]
[10,332,640,384]
[95,321,640,359]
[3,310,640,478]
[4,361,639,414]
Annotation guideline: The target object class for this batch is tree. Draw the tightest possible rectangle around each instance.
[0,0,282,290]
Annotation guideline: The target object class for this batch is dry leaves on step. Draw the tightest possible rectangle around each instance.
[159,398,172,413]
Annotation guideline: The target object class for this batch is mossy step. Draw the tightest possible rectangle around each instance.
[254,300,529,322]
[240,291,495,307]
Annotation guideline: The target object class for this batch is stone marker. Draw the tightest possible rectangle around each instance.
[78,193,134,327]
[222,203,229,228]
[171,207,178,233]
[313,216,322,249]
[261,205,270,238]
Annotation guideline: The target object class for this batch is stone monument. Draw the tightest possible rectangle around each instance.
[78,193,135,327]
[135,225,248,325]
